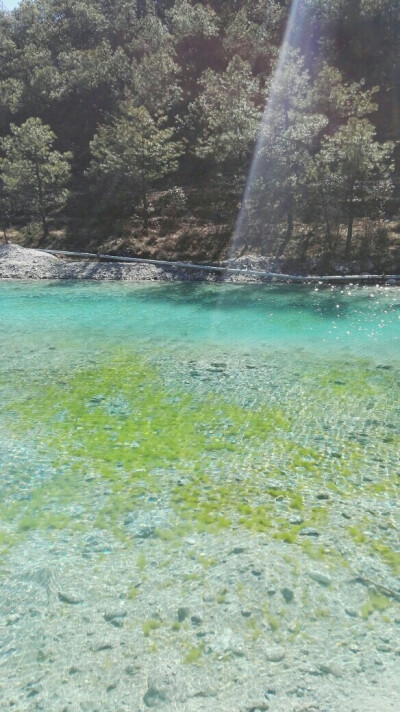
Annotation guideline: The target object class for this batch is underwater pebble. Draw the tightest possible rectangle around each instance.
[90,641,113,652]
[143,673,182,707]
[281,587,294,603]
[135,526,156,539]
[318,662,343,678]
[110,618,124,628]
[308,572,332,587]
[231,546,247,555]
[203,593,214,603]
[266,646,286,662]
[177,607,190,622]
[103,609,127,622]
[212,628,244,657]
[58,591,84,605]
[191,614,203,626]
[6,615,20,626]
[299,528,319,537]
[125,664,139,676]
[265,688,277,697]
[378,522,389,530]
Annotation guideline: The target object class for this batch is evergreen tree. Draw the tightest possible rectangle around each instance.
[241,52,327,254]
[317,118,394,258]
[88,103,183,232]
[0,0,398,263]
[194,56,262,173]
[0,117,72,237]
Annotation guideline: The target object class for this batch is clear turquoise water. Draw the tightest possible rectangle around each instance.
[0,280,399,709]
[1,281,399,357]
[0,280,398,548]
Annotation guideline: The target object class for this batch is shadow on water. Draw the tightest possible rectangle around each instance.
[72,281,397,321]
[5,279,398,324]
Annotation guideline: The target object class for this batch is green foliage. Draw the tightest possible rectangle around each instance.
[0,117,71,236]
[241,51,328,252]
[0,0,398,256]
[316,118,394,256]
[194,56,262,172]
[166,0,219,41]
[223,1,286,65]
[131,48,182,116]
[313,65,378,123]
[88,103,183,229]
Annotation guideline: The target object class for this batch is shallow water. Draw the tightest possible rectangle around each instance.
[0,281,399,711]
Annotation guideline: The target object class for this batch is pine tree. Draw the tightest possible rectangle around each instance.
[88,103,183,232]
[317,118,394,258]
[194,56,262,173]
[241,51,327,254]
[0,117,72,238]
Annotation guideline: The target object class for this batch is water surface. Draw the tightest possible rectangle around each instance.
[0,281,399,711]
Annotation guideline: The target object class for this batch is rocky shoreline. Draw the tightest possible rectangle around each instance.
[1,244,399,284]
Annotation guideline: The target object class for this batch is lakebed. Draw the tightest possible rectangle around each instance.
[0,271,399,711]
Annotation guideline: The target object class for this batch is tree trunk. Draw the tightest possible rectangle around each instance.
[142,181,148,235]
[34,151,48,239]
[344,201,354,259]
[276,196,294,258]
[40,207,49,239]
[2,226,9,244]
[323,204,333,253]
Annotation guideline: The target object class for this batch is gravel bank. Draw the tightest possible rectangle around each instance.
[0,244,292,283]
[1,244,400,284]
[0,244,191,281]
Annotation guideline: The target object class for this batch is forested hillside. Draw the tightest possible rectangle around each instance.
[1,0,400,270]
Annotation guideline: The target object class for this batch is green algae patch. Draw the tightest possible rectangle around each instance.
[1,349,290,549]
[1,344,399,580]
[183,646,204,664]
[142,619,162,637]
[359,592,393,619]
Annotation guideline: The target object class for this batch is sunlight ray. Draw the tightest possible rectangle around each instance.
[229,0,307,262]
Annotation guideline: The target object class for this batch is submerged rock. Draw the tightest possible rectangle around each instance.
[299,527,320,537]
[58,590,84,605]
[281,587,294,603]
[308,571,332,587]
[265,646,286,662]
